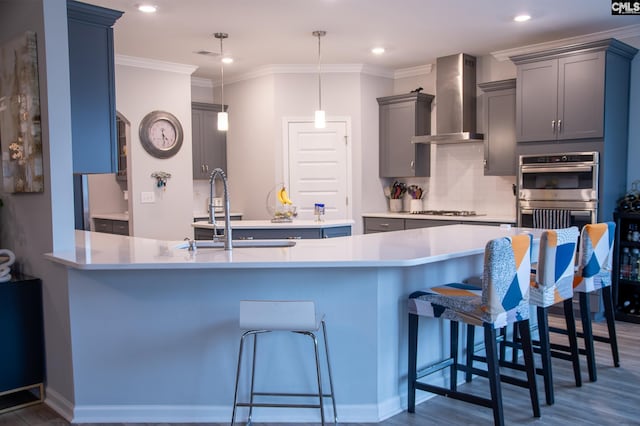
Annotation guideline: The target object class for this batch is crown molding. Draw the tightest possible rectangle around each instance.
[491,23,640,61]
[220,63,394,85]
[115,55,198,75]
[393,64,433,79]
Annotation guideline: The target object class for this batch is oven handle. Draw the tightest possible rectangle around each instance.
[520,166,594,174]
[520,208,592,217]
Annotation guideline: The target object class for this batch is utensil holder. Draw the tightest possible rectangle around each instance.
[389,199,403,212]
[409,199,423,213]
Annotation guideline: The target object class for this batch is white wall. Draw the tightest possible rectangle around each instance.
[626,35,640,188]
[0,0,76,411]
[87,174,127,225]
[115,62,195,240]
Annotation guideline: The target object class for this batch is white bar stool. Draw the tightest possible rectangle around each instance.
[230,300,337,425]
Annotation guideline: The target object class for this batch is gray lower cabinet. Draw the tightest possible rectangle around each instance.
[364,217,514,234]
[511,40,637,143]
[377,93,433,177]
[478,79,516,176]
[194,226,352,240]
[363,217,404,233]
[94,219,129,235]
[192,102,227,179]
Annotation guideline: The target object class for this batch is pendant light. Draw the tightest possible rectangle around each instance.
[312,30,326,129]
[214,32,229,131]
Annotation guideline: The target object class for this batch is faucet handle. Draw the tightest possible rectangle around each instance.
[184,237,196,252]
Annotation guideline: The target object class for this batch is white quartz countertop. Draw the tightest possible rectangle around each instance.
[44,225,540,270]
[192,219,354,230]
[91,212,129,221]
[362,212,517,223]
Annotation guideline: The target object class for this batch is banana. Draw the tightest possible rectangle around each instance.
[277,187,286,204]
[278,186,293,205]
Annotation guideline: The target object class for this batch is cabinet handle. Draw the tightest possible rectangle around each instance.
[551,120,556,133]
[410,160,415,170]
[557,119,562,133]
[483,159,487,168]
[380,223,390,227]
[201,165,205,172]
[205,164,209,172]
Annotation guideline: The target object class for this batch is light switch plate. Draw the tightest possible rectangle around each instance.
[141,191,155,203]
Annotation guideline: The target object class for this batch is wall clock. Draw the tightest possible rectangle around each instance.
[138,110,184,159]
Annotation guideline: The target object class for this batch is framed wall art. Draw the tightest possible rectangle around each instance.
[0,31,43,193]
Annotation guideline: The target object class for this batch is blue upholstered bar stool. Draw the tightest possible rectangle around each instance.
[549,222,620,382]
[408,234,540,426]
[504,227,581,405]
[230,300,337,425]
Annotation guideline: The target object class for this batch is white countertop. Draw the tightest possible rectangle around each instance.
[192,219,354,230]
[362,212,517,223]
[44,224,540,270]
[91,212,129,221]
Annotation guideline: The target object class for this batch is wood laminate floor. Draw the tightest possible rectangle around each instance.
[2,315,639,426]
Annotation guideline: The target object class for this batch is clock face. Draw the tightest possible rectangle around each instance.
[148,119,177,150]
[139,111,184,158]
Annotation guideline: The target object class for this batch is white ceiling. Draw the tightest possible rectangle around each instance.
[83,0,640,81]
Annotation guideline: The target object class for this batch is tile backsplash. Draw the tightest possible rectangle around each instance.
[393,143,516,216]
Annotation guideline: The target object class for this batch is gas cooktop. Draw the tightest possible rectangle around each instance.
[412,210,481,217]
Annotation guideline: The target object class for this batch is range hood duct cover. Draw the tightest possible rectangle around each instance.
[412,53,483,144]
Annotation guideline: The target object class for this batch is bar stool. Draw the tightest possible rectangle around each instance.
[501,227,581,405]
[549,222,619,382]
[408,234,540,426]
[230,300,337,425]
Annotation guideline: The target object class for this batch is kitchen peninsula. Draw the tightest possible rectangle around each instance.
[44,225,539,423]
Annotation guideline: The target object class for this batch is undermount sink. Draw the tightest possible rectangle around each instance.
[177,239,296,249]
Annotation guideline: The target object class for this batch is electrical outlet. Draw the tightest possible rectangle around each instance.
[141,191,155,203]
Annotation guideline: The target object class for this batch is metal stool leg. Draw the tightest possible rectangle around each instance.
[231,331,250,426]
[309,332,326,425]
[247,332,259,424]
[450,321,459,391]
[322,320,338,424]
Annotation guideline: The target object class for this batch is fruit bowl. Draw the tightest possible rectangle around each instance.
[266,184,298,223]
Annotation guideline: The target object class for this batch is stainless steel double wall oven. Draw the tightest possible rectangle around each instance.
[517,152,599,228]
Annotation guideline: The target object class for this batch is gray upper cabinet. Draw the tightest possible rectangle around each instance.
[67,1,122,173]
[478,79,516,176]
[377,93,433,177]
[513,44,610,143]
[192,102,227,180]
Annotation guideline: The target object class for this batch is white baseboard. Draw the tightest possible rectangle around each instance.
[44,387,74,422]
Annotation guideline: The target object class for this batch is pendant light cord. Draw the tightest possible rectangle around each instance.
[219,36,224,111]
[317,32,322,111]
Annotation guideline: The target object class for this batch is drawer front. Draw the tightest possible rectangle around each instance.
[322,226,352,238]
[364,217,404,233]
[111,220,129,235]
[233,228,321,240]
[94,219,113,234]
[405,219,457,229]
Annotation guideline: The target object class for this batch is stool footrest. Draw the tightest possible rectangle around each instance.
[459,364,532,389]
[417,358,454,380]
[414,381,492,409]
[251,391,334,398]
[236,402,322,409]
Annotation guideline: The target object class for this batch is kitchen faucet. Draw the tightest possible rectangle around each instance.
[209,168,232,250]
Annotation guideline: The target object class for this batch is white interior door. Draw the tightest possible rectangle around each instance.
[287,120,350,220]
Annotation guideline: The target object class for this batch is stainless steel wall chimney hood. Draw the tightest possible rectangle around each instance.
[412,53,483,144]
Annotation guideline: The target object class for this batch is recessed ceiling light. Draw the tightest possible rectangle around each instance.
[138,4,157,13]
[514,14,531,22]
[222,57,234,64]
[371,47,385,55]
